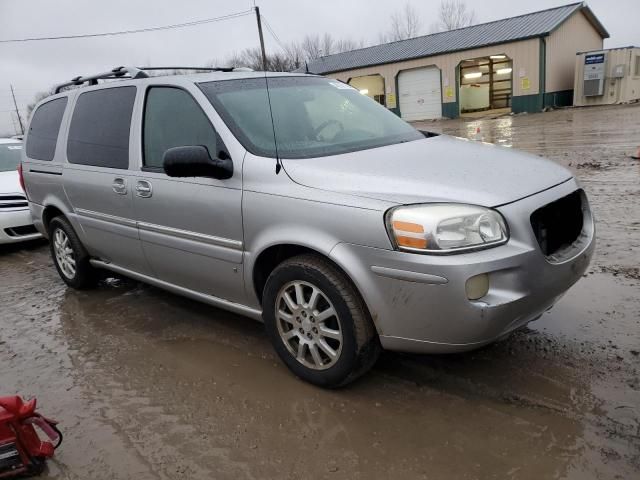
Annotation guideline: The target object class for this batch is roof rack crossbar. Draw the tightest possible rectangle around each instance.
[53,65,255,94]
[54,66,149,94]
[139,66,236,72]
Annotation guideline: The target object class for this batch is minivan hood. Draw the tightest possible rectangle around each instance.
[0,170,21,195]
[282,135,572,207]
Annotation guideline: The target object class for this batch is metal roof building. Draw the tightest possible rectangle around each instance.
[303,2,609,120]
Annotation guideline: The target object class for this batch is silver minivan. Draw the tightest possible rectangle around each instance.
[22,67,594,387]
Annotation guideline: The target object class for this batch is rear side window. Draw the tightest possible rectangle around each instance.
[67,86,136,169]
[143,87,221,169]
[26,97,68,161]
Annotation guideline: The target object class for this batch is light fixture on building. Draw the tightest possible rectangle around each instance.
[463,72,483,79]
[490,55,507,60]
[359,89,369,95]
[496,68,513,75]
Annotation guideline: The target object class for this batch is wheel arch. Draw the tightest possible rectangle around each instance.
[40,196,85,238]
[251,243,370,320]
[42,204,66,234]
[253,243,327,304]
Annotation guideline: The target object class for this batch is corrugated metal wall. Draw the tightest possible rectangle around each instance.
[546,11,604,93]
[328,38,541,109]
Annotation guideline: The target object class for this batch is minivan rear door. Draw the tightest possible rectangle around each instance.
[63,86,150,275]
[131,84,245,304]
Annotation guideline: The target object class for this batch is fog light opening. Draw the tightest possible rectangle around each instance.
[466,273,489,300]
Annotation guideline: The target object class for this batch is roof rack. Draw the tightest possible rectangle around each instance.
[54,66,148,93]
[54,65,253,94]
[139,66,253,72]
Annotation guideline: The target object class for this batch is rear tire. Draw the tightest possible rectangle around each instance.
[49,216,96,289]
[262,254,380,388]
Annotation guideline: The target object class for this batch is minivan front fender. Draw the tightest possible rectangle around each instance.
[243,224,342,309]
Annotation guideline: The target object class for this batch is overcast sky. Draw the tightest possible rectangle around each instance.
[0,0,637,134]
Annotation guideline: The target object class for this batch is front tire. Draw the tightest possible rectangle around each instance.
[49,216,96,289]
[262,254,380,388]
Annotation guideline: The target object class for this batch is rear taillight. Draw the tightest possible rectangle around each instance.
[18,163,28,199]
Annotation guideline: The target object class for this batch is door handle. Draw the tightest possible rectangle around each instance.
[112,178,127,195]
[135,180,153,198]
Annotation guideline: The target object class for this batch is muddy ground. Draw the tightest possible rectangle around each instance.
[2,103,639,479]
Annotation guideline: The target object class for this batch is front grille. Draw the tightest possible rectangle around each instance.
[531,190,584,257]
[0,194,27,209]
[5,225,38,237]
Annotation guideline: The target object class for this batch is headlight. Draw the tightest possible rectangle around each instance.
[385,204,509,254]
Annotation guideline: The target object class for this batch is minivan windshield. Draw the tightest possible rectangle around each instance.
[199,76,423,159]
[0,142,23,172]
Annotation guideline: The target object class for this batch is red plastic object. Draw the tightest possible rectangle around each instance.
[0,396,61,478]
[17,163,27,198]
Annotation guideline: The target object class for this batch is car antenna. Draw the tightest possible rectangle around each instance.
[263,72,282,174]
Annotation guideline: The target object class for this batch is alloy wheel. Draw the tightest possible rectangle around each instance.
[275,280,343,370]
[53,228,76,279]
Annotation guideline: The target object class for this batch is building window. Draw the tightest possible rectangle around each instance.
[635,56,640,76]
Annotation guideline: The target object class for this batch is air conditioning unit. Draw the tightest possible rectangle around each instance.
[583,52,606,96]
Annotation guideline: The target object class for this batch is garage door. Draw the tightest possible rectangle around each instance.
[398,67,442,121]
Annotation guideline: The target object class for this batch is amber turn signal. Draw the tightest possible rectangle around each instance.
[395,235,428,249]
[392,221,424,233]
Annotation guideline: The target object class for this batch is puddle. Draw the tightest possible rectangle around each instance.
[2,103,640,479]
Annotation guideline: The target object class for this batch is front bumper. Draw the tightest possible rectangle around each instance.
[0,209,42,244]
[330,179,594,354]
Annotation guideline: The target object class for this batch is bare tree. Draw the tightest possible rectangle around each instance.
[301,33,342,60]
[386,2,421,42]
[300,34,322,60]
[222,32,362,72]
[430,0,476,32]
[376,31,390,44]
[225,48,269,70]
[298,33,365,61]
[224,46,306,72]
[269,51,302,72]
[334,37,365,53]
[321,33,335,58]
[284,41,306,69]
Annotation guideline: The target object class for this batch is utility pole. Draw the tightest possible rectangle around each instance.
[10,84,24,135]
[254,6,267,71]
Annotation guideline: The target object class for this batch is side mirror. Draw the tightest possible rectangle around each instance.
[163,146,233,180]
[419,130,440,138]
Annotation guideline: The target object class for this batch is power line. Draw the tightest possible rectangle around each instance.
[260,15,288,54]
[0,9,253,43]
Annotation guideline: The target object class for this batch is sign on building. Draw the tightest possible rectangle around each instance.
[583,53,606,96]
